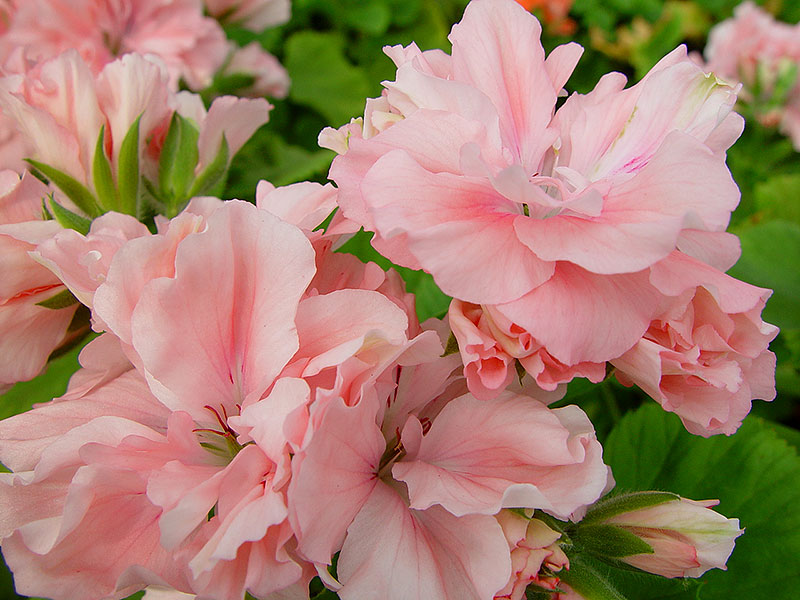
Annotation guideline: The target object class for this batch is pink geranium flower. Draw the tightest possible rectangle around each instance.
[289,383,609,599]
[0,51,270,214]
[1,195,455,598]
[703,1,800,149]
[324,0,745,397]
[0,0,228,89]
[613,252,778,436]
[204,0,290,32]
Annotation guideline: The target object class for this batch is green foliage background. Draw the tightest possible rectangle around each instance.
[2,0,800,598]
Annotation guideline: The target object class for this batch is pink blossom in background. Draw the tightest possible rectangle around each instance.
[0,51,270,200]
[204,0,291,31]
[600,497,743,578]
[0,0,228,89]
[325,0,748,404]
[0,170,78,391]
[222,42,290,99]
[613,251,778,436]
[703,1,800,148]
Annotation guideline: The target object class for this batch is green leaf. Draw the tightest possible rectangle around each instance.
[26,159,100,218]
[117,115,141,217]
[159,112,200,211]
[35,289,79,310]
[603,404,800,599]
[187,135,228,201]
[48,198,92,235]
[727,220,800,330]
[581,492,680,525]
[558,554,629,600]
[754,174,800,225]
[573,524,654,558]
[285,31,374,125]
[91,125,118,212]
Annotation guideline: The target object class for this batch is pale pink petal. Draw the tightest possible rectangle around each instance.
[0,369,166,473]
[196,96,272,171]
[130,201,315,417]
[496,264,661,364]
[337,482,511,600]
[362,149,552,303]
[449,0,561,168]
[292,289,409,377]
[255,180,337,231]
[288,396,385,564]
[393,392,608,518]
[35,211,150,308]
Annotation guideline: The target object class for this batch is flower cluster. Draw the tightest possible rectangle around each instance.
[323,0,778,438]
[0,0,769,599]
[702,1,800,148]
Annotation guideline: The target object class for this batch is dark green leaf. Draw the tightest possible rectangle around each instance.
[285,31,373,125]
[727,220,800,330]
[35,289,79,310]
[117,115,141,217]
[26,159,100,218]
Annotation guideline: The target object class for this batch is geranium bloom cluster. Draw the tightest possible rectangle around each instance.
[0,49,271,391]
[0,0,764,598]
[702,1,800,148]
[323,0,778,438]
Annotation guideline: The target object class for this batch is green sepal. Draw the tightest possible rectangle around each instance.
[117,115,141,217]
[572,524,654,558]
[581,491,679,525]
[187,134,229,200]
[48,197,92,235]
[92,125,118,212]
[441,332,459,357]
[159,112,200,212]
[26,159,101,218]
[557,554,629,600]
[36,289,80,310]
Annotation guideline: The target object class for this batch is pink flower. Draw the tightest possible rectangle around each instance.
[613,252,778,436]
[600,496,743,578]
[325,0,744,396]
[0,197,444,599]
[222,42,290,99]
[703,2,800,148]
[0,0,228,89]
[289,382,609,599]
[0,170,79,390]
[494,511,569,600]
[0,51,270,214]
[449,299,605,400]
[204,0,290,32]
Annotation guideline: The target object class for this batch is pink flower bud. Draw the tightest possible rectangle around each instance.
[495,511,569,600]
[603,497,743,578]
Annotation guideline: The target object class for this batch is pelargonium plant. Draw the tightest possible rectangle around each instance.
[0,0,788,599]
